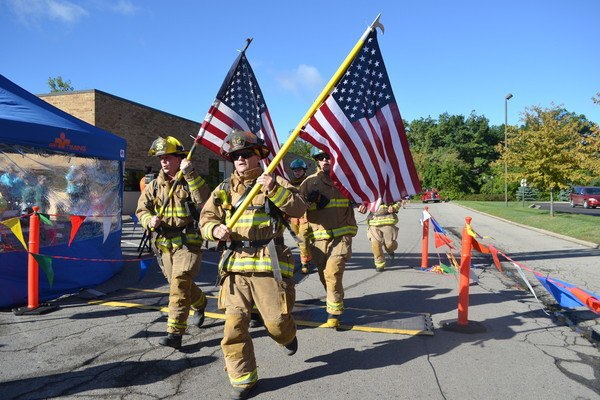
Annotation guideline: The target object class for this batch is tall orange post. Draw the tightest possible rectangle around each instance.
[13,206,58,315]
[421,206,429,269]
[27,206,40,309]
[457,216,473,325]
[441,216,486,333]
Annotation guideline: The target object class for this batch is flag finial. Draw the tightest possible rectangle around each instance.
[370,13,384,34]
[239,38,253,54]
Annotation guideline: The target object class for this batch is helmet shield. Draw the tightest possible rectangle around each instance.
[148,136,185,156]
[221,129,270,161]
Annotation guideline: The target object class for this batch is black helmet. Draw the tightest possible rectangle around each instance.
[221,130,270,161]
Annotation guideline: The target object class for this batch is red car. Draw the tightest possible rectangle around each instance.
[421,189,441,203]
[570,186,600,209]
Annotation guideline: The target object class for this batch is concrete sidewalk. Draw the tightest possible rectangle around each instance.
[0,205,598,399]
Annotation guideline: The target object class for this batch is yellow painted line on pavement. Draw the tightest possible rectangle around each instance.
[89,298,433,336]
[125,287,218,299]
[88,299,224,319]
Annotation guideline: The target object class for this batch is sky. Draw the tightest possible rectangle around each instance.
[1,0,599,143]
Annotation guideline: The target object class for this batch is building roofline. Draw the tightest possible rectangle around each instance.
[37,89,200,124]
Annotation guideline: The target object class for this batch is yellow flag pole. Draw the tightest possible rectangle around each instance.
[226,14,384,229]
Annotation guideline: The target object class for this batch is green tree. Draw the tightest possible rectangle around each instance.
[419,149,472,199]
[287,136,312,158]
[406,112,503,196]
[499,105,599,215]
[48,76,74,92]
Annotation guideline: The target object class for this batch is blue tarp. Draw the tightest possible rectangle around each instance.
[0,74,126,308]
[0,74,125,160]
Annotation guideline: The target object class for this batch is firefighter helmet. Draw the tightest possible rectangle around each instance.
[290,158,307,170]
[148,136,186,157]
[221,129,270,161]
[310,146,329,160]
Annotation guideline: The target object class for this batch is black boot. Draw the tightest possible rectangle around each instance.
[230,383,257,399]
[249,312,263,328]
[159,333,182,349]
[190,307,205,328]
[283,336,298,356]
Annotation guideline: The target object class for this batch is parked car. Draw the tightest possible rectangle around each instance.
[421,189,441,203]
[569,186,600,209]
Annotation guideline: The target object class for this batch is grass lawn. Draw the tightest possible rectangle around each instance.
[456,201,600,245]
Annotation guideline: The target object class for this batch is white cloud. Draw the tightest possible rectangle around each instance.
[277,64,324,95]
[111,0,137,15]
[8,0,88,24]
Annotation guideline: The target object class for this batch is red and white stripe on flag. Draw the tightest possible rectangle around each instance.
[195,52,287,178]
[300,29,420,211]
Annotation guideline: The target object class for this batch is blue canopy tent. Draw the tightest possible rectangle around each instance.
[0,74,127,308]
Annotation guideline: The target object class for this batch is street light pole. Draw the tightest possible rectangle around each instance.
[504,93,513,207]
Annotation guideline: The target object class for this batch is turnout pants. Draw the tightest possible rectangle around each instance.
[311,236,352,315]
[367,225,398,270]
[219,273,296,388]
[160,245,207,335]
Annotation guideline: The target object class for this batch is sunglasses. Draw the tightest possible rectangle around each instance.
[231,150,257,160]
[314,153,331,161]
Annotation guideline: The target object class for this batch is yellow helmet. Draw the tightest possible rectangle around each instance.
[148,136,186,156]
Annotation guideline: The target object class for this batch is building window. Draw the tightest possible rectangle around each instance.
[207,158,224,188]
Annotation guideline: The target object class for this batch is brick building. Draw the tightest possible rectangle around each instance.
[38,89,313,213]
[39,89,228,191]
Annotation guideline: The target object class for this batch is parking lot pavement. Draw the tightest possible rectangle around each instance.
[0,211,598,399]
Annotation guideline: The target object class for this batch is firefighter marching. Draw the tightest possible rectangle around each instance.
[136,136,211,349]
[287,158,313,273]
[200,130,308,399]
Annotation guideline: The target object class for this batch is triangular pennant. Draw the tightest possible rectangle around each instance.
[487,245,503,272]
[430,217,447,234]
[102,217,112,243]
[439,263,457,274]
[513,264,542,304]
[68,215,87,246]
[38,213,53,225]
[420,210,431,225]
[471,237,491,254]
[434,232,454,249]
[31,253,54,287]
[139,258,154,282]
[0,217,28,251]
[466,224,478,238]
[535,274,587,309]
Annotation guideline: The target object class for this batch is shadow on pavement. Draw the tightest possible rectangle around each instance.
[1,356,219,400]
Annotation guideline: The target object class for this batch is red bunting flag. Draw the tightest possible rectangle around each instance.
[68,215,87,246]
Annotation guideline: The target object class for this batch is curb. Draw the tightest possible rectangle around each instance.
[455,204,599,249]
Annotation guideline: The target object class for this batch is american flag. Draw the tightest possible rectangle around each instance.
[196,52,287,178]
[301,29,421,211]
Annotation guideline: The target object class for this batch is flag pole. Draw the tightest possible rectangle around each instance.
[153,38,255,220]
[195,38,252,146]
[227,14,384,228]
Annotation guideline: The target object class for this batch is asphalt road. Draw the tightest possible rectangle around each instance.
[1,203,598,399]
[533,201,600,216]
